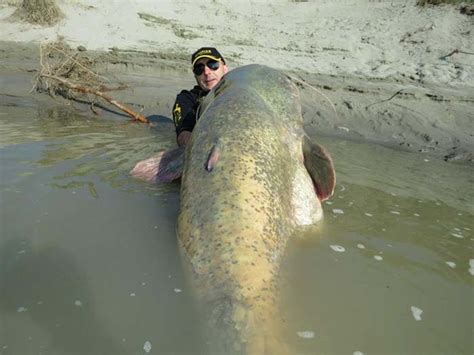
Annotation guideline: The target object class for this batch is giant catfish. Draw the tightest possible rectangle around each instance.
[131,64,336,354]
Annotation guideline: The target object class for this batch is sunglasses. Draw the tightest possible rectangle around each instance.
[193,59,220,75]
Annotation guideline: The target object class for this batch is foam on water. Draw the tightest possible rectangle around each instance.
[411,306,423,321]
[143,341,152,353]
[297,331,315,339]
[330,245,345,252]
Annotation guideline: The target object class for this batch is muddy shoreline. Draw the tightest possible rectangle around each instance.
[1,40,472,163]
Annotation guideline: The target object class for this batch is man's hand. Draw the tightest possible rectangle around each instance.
[177,130,192,146]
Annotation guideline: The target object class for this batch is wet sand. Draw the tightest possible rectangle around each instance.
[1,40,472,163]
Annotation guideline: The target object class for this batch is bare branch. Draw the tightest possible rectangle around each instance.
[48,44,109,82]
[439,49,474,61]
[365,89,403,110]
[34,40,147,124]
[40,74,149,123]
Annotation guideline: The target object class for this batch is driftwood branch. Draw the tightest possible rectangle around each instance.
[365,89,403,110]
[439,49,474,61]
[35,40,148,124]
[41,74,148,123]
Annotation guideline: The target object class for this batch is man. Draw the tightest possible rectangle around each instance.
[172,47,229,146]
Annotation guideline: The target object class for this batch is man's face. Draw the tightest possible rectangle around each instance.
[194,58,228,92]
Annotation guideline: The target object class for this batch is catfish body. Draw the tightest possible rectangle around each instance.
[179,64,335,354]
[132,64,335,354]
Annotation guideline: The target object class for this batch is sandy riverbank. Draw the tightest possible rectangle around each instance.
[0,0,473,162]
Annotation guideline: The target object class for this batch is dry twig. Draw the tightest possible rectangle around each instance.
[439,49,474,60]
[40,74,148,123]
[365,89,403,110]
[35,40,148,123]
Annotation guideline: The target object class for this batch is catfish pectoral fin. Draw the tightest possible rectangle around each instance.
[205,144,221,172]
[131,146,185,183]
[302,136,336,201]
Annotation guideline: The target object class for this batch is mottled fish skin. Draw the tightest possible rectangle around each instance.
[177,65,333,354]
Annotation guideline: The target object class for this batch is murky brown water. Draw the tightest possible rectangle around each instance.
[282,138,473,355]
[1,80,472,354]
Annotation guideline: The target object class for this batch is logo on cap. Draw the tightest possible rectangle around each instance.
[191,47,225,65]
[197,49,212,56]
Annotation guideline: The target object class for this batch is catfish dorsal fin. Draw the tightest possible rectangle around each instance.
[302,136,336,201]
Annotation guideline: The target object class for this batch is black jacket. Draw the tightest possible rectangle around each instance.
[172,86,208,136]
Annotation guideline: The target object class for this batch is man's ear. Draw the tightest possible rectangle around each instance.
[223,65,229,74]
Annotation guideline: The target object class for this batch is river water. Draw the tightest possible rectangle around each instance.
[1,75,472,355]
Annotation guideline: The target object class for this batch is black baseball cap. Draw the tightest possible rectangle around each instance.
[191,47,225,66]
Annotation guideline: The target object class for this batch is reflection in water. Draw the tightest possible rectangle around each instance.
[1,99,472,354]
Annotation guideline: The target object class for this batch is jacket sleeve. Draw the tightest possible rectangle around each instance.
[172,90,198,136]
